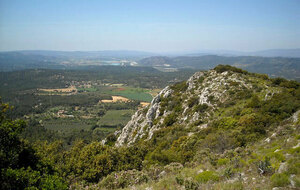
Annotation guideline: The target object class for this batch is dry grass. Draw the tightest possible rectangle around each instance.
[100,96,130,103]
[140,102,150,107]
[38,86,77,93]
[149,88,161,97]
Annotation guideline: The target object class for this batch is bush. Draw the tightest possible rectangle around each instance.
[187,97,199,108]
[194,171,219,183]
[171,81,188,92]
[272,77,287,86]
[214,65,248,74]
[270,173,290,187]
[217,158,230,166]
[198,76,205,83]
[247,95,261,108]
[286,158,300,175]
[257,157,273,175]
[99,169,149,189]
[223,167,234,179]
[280,80,299,89]
[194,104,208,113]
[163,112,177,126]
[176,176,199,190]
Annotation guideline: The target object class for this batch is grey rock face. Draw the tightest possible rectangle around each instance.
[115,86,173,146]
[115,69,264,147]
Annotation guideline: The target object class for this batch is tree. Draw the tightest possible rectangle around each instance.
[0,98,67,190]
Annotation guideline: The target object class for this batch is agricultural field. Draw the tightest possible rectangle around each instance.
[0,67,195,144]
[96,109,135,128]
[98,86,154,102]
[43,119,93,133]
[109,87,153,102]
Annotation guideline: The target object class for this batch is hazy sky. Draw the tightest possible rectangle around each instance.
[0,0,299,52]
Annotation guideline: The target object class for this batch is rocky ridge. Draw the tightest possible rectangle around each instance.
[115,67,278,147]
[96,65,300,190]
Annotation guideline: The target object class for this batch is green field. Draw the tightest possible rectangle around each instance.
[97,109,135,126]
[77,87,98,92]
[43,109,135,133]
[43,118,93,132]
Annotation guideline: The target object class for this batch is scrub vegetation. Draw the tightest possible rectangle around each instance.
[1,65,300,189]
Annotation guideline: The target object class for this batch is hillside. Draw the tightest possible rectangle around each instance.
[116,65,299,147]
[105,65,300,189]
[1,65,300,190]
[138,56,300,80]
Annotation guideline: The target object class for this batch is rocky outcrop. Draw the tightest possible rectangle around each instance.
[115,86,173,146]
[115,68,274,147]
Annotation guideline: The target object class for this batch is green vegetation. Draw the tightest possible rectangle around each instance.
[98,109,135,126]
[271,173,290,187]
[214,64,248,74]
[44,119,93,132]
[77,87,97,92]
[0,100,68,189]
[0,67,194,146]
[1,65,300,189]
[195,171,220,183]
[104,87,153,102]
[170,81,188,92]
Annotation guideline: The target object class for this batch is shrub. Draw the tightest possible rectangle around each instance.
[198,76,205,83]
[208,95,214,102]
[148,149,181,165]
[99,169,149,189]
[194,104,208,113]
[171,81,188,92]
[286,158,300,175]
[214,65,248,74]
[272,77,287,86]
[247,95,261,108]
[188,97,199,108]
[223,167,234,179]
[267,152,285,162]
[217,158,230,166]
[176,176,199,190]
[257,157,273,175]
[279,80,299,89]
[97,109,106,117]
[214,117,238,130]
[270,173,290,187]
[163,112,177,126]
[105,133,117,146]
[195,171,219,183]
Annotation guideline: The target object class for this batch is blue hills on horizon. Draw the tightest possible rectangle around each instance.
[1,48,300,58]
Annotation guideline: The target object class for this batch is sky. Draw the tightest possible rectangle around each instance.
[0,0,299,52]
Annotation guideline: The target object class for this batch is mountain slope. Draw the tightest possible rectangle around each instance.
[115,65,299,147]
[97,65,300,189]
[20,65,299,189]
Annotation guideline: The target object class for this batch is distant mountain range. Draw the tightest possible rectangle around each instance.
[0,50,156,71]
[10,50,157,59]
[1,48,300,58]
[0,49,299,80]
[184,48,300,58]
[138,55,300,80]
